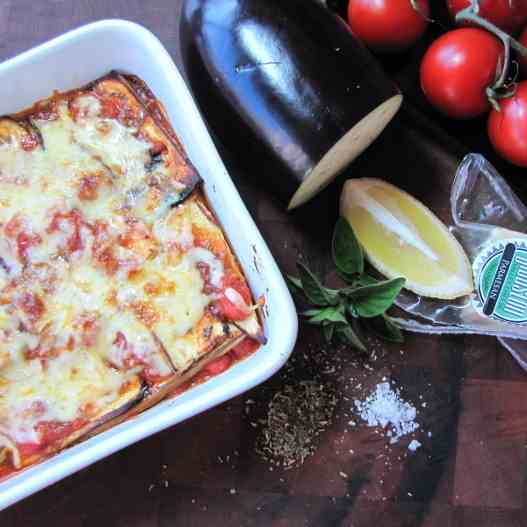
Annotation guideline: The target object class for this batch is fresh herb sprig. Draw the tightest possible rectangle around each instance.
[288,218,405,351]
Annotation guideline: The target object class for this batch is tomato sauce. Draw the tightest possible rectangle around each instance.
[78,172,103,201]
[171,337,261,398]
[18,292,45,323]
[47,209,84,253]
[4,215,42,264]
[16,232,42,263]
[20,133,39,152]
[96,93,143,128]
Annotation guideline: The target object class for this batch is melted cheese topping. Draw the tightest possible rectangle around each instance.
[38,259,113,333]
[152,203,194,248]
[124,251,210,337]
[72,100,151,192]
[187,247,224,289]
[102,311,172,379]
[0,349,127,444]
[0,79,258,469]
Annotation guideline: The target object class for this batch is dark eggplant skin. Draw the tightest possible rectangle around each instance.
[325,0,349,19]
[180,0,401,208]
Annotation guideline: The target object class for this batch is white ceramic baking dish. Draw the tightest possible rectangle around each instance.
[0,19,298,510]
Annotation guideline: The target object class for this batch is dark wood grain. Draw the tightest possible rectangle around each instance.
[1,2,527,526]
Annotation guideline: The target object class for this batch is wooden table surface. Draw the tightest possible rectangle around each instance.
[2,1,527,526]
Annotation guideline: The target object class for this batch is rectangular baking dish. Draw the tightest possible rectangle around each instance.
[0,19,298,510]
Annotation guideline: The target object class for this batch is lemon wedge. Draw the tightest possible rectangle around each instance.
[340,178,473,299]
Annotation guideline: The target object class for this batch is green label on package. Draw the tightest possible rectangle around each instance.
[473,239,527,324]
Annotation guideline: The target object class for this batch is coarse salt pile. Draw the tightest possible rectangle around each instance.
[354,382,419,445]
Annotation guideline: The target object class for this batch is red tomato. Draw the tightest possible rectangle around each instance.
[17,442,42,458]
[35,419,86,447]
[204,354,233,375]
[347,0,430,52]
[448,0,527,34]
[420,28,503,118]
[520,26,527,77]
[231,338,260,360]
[215,272,252,321]
[488,81,527,166]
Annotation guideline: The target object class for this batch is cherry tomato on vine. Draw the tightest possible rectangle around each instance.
[488,81,527,166]
[347,0,430,53]
[448,0,527,34]
[420,28,503,118]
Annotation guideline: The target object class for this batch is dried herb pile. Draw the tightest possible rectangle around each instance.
[255,380,337,469]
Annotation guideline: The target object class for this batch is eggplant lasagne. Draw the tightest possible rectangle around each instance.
[0,72,262,478]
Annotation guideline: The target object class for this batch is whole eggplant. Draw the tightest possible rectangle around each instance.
[180,0,402,209]
[325,0,349,19]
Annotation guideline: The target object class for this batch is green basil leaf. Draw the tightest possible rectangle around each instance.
[350,277,406,318]
[297,261,338,306]
[332,217,364,276]
[337,269,377,285]
[355,274,379,287]
[367,315,404,343]
[382,316,404,343]
[302,309,324,317]
[323,324,335,343]
[335,325,366,352]
[340,274,380,297]
[307,306,347,325]
[287,275,305,296]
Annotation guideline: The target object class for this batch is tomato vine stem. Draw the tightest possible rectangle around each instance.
[456,5,527,110]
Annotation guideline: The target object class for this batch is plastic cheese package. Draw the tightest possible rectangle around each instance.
[392,153,527,370]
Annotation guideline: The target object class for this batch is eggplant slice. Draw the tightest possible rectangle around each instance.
[86,334,245,437]
[0,118,42,149]
[97,72,201,196]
